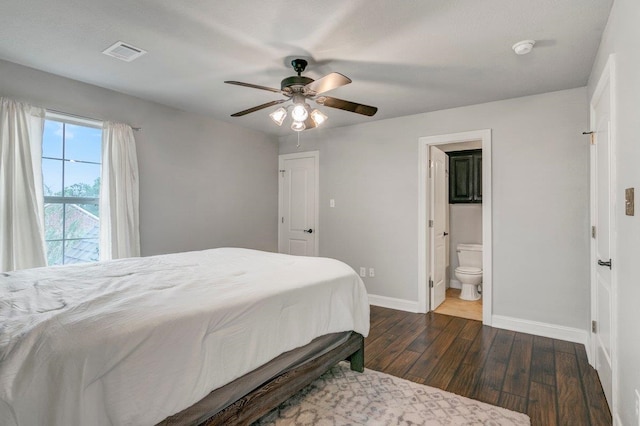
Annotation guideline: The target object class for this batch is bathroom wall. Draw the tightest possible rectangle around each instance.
[448,204,483,288]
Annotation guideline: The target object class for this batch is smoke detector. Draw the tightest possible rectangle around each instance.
[102,41,147,62]
[512,40,536,55]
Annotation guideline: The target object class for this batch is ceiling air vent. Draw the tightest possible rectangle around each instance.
[102,41,147,62]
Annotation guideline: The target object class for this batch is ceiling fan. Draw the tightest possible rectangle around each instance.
[225,59,378,131]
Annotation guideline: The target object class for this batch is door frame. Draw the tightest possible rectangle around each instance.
[418,129,492,324]
[278,151,320,256]
[589,54,618,416]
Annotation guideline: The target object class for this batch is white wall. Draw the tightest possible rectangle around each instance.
[588,0,640,423]
[280,87,589,330]
[449,204,483,280]
[0,59,279,256]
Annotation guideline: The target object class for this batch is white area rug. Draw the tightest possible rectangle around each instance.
[254,362,530,425]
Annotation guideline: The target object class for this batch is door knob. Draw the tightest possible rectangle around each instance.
[304,228,313,234]
[443,232,449,236]
[597,259,612,269]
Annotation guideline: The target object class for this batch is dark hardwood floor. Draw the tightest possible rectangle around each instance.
[365,306,611,426]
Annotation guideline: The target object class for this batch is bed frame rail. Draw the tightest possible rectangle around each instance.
[199,332,364,425]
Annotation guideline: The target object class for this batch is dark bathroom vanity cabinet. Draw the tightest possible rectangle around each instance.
[449,149,482,204]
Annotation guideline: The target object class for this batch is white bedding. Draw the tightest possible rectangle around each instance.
[0,248,370,426]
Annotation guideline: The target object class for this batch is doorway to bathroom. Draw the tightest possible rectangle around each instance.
[418,130,492,324]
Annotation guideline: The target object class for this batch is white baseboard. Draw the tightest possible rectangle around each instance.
[368,294,419,313]
[449,279,461,289]
[492,315,589,348]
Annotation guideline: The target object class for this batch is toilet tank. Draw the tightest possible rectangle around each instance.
[457,244,483,268]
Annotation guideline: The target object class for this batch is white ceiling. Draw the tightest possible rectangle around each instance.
[0,0,612,136]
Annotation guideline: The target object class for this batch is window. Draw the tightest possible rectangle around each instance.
[42,114,103,265]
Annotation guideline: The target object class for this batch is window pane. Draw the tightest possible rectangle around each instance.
[64,239,99,264]
[65,204,100,239]
[42,120,63,159]
[64,161,100,197]
[64,124,102,163]
[42,158,63,196]
[44,203,64,240]
[46,240,63,266]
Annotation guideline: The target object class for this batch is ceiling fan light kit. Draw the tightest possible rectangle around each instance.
[225,58,378,132]
[310,109,327,126]
[290,120,306,132]
[291,103,309,122]
[269,107,287,126]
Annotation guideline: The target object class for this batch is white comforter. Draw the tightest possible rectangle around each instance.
[0,248,369,426]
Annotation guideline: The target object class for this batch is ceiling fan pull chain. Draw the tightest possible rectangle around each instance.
[297,131,301,149]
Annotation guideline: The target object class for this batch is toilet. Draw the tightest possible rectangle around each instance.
[455,243,482,301]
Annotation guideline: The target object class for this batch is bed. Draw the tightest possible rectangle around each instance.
[0,248,370,425]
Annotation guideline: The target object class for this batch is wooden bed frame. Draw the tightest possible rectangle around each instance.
[160,332,364,426]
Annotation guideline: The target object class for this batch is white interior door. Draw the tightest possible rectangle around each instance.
[278,152,319,256]
[591,60,614,409]
[430,146,447,310]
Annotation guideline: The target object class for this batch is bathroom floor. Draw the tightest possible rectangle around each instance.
[434,288,482,321]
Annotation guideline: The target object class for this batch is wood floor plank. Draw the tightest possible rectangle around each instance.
[423,330,474,389]
[472,328,515,404]
[555,351,590,426]
[533,335,554,353]
[530,346,556,386]
[459,319,483,341]
[383,350,423,378]
[498,392,528,413]
[366,310,407,341]
[406,317,467,380]
[502,333,533,398]
[554,339,575,354]
[364,332,398,361]
[406,315,450,353]
[575,343,612,425]
[446,362,482,396]
[528,381,558,426]
[462,325,498,366]
[367,316,426,370]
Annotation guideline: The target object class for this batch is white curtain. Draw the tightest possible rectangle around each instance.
[99,122,140,260]
[0,98,47,272]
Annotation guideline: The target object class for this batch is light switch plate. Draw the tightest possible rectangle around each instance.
[625,188,634,216]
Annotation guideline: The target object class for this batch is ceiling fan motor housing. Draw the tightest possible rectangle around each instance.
[281,75,314,92]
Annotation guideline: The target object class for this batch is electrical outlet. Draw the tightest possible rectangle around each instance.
[330,199,335,208]
[369,268,375,277]
[359,267,366,277]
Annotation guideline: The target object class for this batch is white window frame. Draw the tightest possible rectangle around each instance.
[43,112,103,265]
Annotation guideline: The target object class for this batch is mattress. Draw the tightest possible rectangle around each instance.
[0,248,370,426]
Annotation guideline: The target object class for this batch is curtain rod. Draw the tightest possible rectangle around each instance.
[46,109,142,131]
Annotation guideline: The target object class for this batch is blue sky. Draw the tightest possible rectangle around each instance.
[42,120,102,195]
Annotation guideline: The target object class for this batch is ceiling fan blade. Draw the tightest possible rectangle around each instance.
[304,72,351,95]
[318,96,378,116]
[230,99,287,117]
[225,81,283,94]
